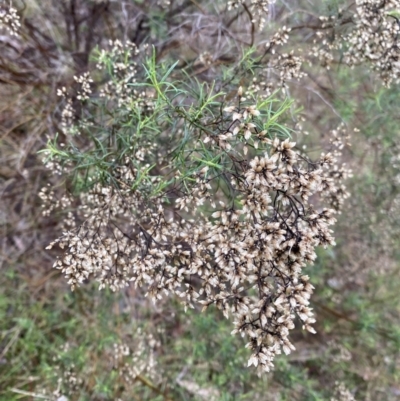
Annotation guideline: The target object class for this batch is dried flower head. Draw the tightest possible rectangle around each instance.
[43,40,350,373]
[0,4,20,36]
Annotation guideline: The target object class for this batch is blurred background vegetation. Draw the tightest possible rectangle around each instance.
[0,0,399,400]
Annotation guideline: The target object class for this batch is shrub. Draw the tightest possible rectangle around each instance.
[1,0,399,399]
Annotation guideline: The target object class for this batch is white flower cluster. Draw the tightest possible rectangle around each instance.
[157,0,171,9]
[45,123,348,372]
[311,15,340,71]
[344,0,400,86]
[265,26,291,52]
[0,4,20,36]
[74,72,93,101]
[318,124,353,212]
[274,51,307,86]
[112,330,161,384]
[39,185,73,217]
[57,87,76,129]
[97,40,154,110]
[330,381,357,401]
[55,41,154,134]
[313,0,400,86]
[228,0,276,30]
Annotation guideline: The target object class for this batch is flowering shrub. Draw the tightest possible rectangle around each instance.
[0,3,20,36]
[2,0,398,397]
[40,38,351,372]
